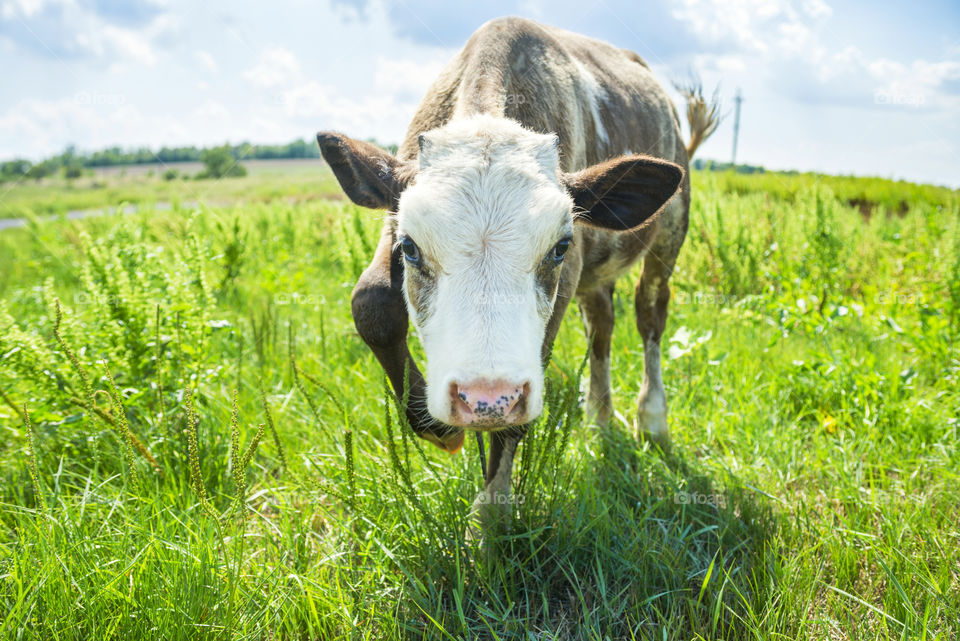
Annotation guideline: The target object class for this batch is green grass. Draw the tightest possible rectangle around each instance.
[0,167,957,639]
[0,159,342,219]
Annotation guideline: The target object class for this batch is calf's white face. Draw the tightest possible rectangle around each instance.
[396,117,572,428]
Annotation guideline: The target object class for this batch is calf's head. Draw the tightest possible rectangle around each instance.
[318,117,682,436]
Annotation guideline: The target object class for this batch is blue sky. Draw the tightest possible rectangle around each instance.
[1,0,958,186]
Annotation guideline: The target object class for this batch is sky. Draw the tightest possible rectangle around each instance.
[0,0,958,186]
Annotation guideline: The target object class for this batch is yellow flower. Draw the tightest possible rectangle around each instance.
[821,413,837,434]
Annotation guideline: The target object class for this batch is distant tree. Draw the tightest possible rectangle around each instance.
[59,144,77,165]
[198,145,247,179]
[690,158,766,174]
[63,163,84,179]
[1,159,32,182]
[26,161,55,181]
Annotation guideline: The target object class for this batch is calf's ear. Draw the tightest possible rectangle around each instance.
[317,132,416,210]
[562,155,684,231]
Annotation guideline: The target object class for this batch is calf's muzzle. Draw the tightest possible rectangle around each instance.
[448,379,530,428]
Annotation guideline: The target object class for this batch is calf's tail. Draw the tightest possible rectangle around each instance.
[675,80,721,159]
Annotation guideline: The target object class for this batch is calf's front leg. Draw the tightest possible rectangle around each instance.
[633,206,686,443]
[578,284,616,427]
[469,429,524,536]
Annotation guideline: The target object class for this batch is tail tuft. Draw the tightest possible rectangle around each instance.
[674,79,721,159]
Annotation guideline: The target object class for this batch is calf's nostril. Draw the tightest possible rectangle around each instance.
[450,382,472,414]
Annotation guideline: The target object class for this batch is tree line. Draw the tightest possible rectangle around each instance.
[0,139,324,182]
[5,140,741,183]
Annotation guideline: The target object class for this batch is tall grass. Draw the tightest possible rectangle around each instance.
[0,170,957,639]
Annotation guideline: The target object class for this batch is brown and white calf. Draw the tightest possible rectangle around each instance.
[317,17,718,519]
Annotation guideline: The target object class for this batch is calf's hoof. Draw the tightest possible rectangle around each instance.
[636,405,670,447]
[465,489,512,542]
[585,396,613,428]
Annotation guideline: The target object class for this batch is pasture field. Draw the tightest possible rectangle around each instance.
[0,158,339,220]
[0,166,958,639]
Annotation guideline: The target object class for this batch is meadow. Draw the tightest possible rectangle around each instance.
[0,162,957,639]
[0,159,339,220]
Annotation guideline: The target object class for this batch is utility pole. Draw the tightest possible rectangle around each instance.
[731,88,743,167]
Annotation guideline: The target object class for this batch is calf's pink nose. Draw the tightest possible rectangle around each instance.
[450,380,529,426]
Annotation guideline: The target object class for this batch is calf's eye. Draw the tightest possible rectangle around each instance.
[401,236,421,266]
[552,237,571,264]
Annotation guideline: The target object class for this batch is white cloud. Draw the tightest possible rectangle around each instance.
[243,47,303,88]
[0,0,67,20]
[193,99,230,120]
[868,58,960,109]
[99,25,158,66]
[800,0,831,20]
[676,0,958,114]
[1,0,175,70]
[373,56,446,95]
[0,92,251,160]
[693,53,747,74]
[0,96,148,158]
[776,21,822,60]
[240,50,451,141]
[195,50,218,73]
[672,0,796,54]
[672,0,834,58]
[1,0,957,187]
[275,76,416,139]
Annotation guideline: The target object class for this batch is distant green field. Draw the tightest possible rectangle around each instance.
[0,167,957,639]
[0,158,342,219]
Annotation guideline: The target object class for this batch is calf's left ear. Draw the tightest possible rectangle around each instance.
[317,132,416,210]
[562,155,684,231]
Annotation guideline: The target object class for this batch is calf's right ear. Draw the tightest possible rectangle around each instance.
[317,132,416,210]
[563,155,684,231]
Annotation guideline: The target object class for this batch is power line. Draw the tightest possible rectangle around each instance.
[731,88,743,166]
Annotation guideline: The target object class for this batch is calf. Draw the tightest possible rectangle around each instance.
[318,17,718,522]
